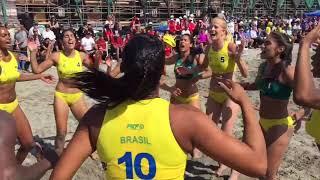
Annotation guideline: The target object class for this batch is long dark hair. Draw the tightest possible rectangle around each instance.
[269,31,293,66]
[72,34,165,108]
[177,34,199,63]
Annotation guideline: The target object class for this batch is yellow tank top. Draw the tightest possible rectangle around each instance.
[207,41,236,74]
[57,50,83,78]
[306,109,320,140]
[226,33,234,43]
[0,51,20,84]
[266,27,271,35]
[96,98,187,180]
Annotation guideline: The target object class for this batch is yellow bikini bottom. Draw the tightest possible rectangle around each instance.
[208,91,228,104]
[55,91,83,106]
[306,110,320,144]
[0,99,19,113]
[173,93,200,104]
[259,116,294,132]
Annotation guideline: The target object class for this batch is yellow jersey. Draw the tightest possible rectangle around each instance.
[57,50,83,78]
[96,98,187,179]
[0,51,20,84]
[207,41,236,74]
[266,27,271,35]
[306,110,320,143]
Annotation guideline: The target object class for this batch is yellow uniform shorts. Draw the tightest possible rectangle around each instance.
[0,99,19,113]
[55,91,83,106]
[208,91,228,104]
[259,116,294,132]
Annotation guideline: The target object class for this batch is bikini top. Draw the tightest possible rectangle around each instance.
[57,50,83,78]
[174,56,197,80]
[0,51,20,84]
[255,62,292,100]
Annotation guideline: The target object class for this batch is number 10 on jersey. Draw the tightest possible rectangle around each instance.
[118,152,156,179]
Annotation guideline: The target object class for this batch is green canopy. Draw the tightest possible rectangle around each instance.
[1,0,8,24]
[231,0,241,8]
[190,0,195,13]
[74,0,83,24]
[317,0,320,7]
[277,0,285,8]
[305,0,315,8]
[105,0,114,15]
[249,0,256,9]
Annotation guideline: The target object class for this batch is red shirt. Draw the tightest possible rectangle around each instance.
[112,36,123,48]
[181,19,187,30]
[188,22,196,33]
[165,46,172,57]
[105,30,113,40]
[96,38,106,51]
[176,23,182,32]
[168,20,176,34]
[147,30,156,36]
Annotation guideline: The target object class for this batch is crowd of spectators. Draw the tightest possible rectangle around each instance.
[5,12,319,70]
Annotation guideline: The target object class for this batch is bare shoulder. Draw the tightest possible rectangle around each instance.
[51,52,60,63]
[283,64,295,78]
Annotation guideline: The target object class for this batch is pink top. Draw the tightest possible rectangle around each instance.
[198,33,208,43]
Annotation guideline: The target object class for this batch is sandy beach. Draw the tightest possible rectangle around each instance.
[17,44,319,179]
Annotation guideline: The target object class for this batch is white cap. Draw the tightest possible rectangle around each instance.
[190,14,194,18]
[149,22,153,25]
[182,30,191,35]
[183,15,187,18]
[221,10,225,14]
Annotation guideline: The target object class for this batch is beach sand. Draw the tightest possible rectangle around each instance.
[16,44,319,179]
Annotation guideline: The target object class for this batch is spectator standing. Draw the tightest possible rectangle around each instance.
[28,22,41,37]
[42,24,56,41]
[81,31,96,54]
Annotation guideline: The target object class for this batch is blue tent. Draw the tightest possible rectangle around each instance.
[305,10,320,17]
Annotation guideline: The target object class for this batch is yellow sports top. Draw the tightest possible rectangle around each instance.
[0,51,20,83]
[306,109,320,143]
[207,41,236,74]
[57,50,83,78]
[96,98,187,179]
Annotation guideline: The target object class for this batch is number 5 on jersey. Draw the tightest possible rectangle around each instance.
[220,57,225,62]
[118,152,156,179]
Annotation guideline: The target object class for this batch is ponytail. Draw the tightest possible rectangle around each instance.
[72,34,165,108]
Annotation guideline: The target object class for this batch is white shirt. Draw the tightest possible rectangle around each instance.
[42,30,56,40]
[250,30,257,39]
[81,37,95,51]
[227,21,235,34]
[181,29,191,35]
[28,26,41,37]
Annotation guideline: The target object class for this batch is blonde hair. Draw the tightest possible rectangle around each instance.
[210,17,228,39]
